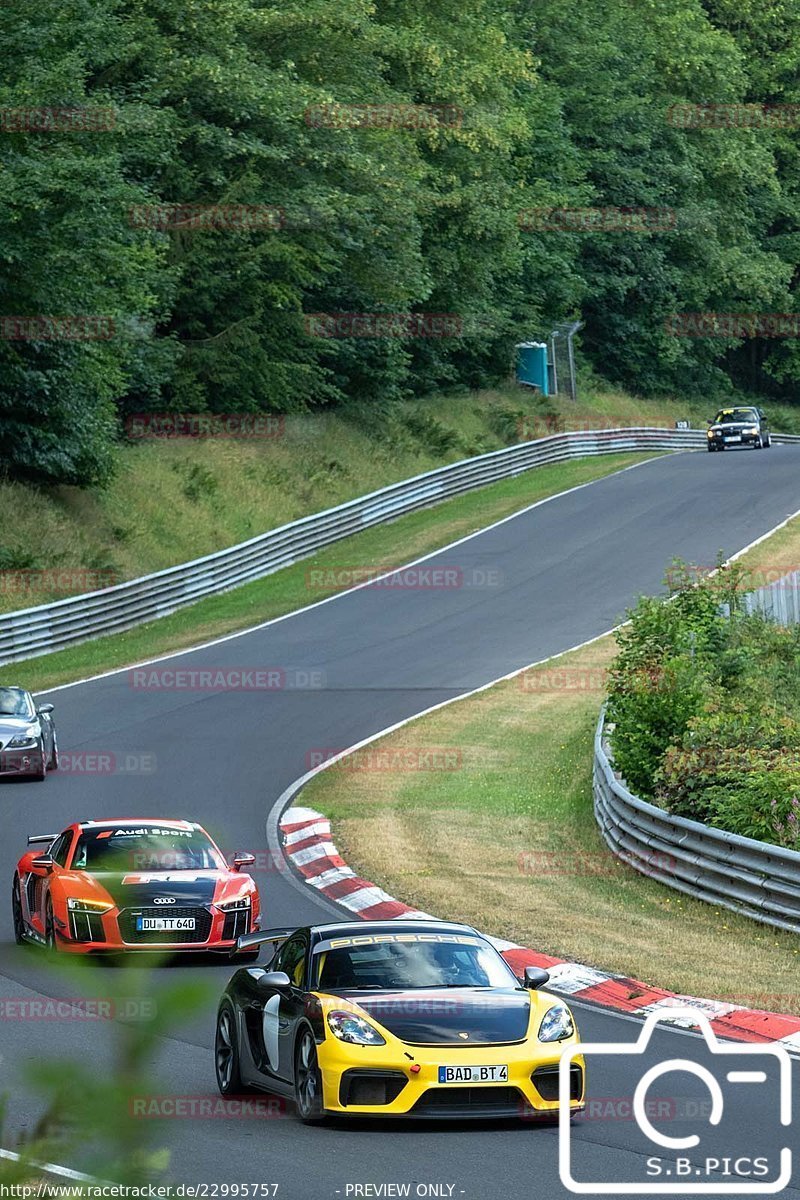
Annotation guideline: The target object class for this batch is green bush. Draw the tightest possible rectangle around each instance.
[607,562,800,847]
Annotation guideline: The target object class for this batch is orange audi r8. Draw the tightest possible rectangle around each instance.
[12,818,260,956]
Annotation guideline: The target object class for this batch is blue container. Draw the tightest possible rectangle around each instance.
[515,342,548,395]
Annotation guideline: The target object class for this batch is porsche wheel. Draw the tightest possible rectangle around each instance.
[12,876,25,945]
[294,1029,325,1123]
[215,1002,252,1095]
[44,897,57,952]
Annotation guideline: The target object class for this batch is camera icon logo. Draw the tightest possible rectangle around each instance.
[559,1006,793,1194]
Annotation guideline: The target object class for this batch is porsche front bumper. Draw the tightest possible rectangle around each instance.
[318,1038,586,1119]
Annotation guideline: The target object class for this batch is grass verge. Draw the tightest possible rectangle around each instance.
[11,452,654,693]
[303,549,800,1011]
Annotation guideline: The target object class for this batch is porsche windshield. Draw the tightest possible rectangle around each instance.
[72,827,225,873]
[314,936,518,991]
[713,409,758,425]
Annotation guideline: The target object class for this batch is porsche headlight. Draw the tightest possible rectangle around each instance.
[538,1002,575,1042]
[7,727,39,748]
[67,897,114,913]
[215,896,251,912]
[327,1010,386,1046]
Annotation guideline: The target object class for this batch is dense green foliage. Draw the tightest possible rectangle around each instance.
[2,0,800,483]
[607,564,800,849]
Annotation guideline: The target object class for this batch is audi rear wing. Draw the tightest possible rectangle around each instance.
[27,834,57,845]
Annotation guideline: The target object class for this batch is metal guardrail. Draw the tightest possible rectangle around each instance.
[594,711,800,934]
[741,569,800,626]
[0,426,708,665]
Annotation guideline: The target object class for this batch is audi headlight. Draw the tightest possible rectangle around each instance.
[215,896,251,912]
[538,1002,575,1042]
[67,898,114,913]
[7,728,39,748]
[327,1010,386,1046]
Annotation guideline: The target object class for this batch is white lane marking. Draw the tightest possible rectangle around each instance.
[35,455,664,695]
[0,1147,109,1184]
[726,504,800,563]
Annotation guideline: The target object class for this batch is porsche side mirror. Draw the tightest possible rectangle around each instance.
[37,703,54,715]
[523,966,551,990]
[31,854,54,874]
[257,971,292,993]
[232,852,256,872]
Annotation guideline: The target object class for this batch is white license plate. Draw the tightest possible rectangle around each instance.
[136,917,196,931]
[437,1064,509,1084]
[724,435,741,443]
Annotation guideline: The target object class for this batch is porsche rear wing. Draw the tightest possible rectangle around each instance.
[236,927,296,954]
[27,834,57,845]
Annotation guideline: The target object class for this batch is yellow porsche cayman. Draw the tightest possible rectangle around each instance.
[215,920,586,1122]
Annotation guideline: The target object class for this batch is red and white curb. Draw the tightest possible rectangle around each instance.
[281,805,800,1051]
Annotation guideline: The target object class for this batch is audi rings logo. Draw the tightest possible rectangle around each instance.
[153,897,176,905]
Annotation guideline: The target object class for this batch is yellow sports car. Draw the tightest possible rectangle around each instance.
[214,919,586,1122]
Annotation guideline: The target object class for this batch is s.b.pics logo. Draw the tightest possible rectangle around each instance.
[559,1007,793,1195]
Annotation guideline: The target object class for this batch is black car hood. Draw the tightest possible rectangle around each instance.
[333,987,531,1045]
[91,871,220,909]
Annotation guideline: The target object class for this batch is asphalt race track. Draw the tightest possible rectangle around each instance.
[1,446,799,1199]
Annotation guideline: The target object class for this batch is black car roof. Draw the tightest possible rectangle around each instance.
[310,919,480,938]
